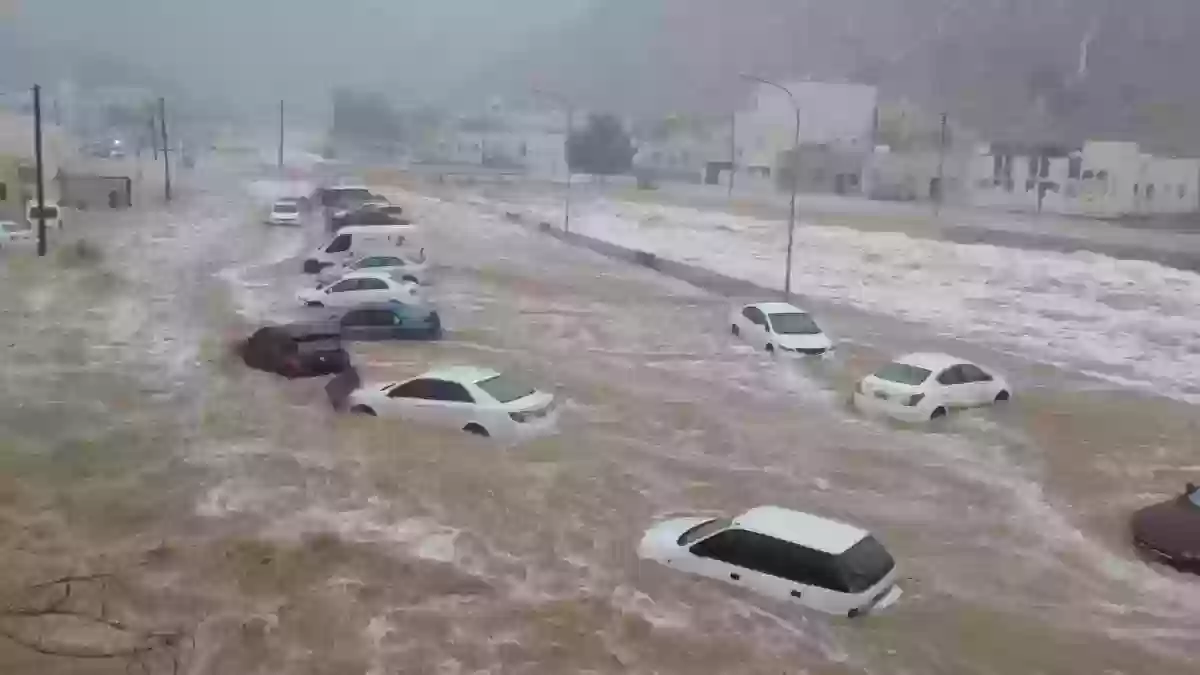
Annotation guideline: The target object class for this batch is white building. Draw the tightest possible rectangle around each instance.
[969,140,1200,218]
[731,80,878,190]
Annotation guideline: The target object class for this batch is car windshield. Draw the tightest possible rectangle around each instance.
[29,206,58,219]
[874,362,932,386]
[676,517,733,546]
[767,312,821,335]
[1,222,23,233]
[834,536,896,593]
[475,373,536,403]
[273,204,299,214]
[359,257,402,268]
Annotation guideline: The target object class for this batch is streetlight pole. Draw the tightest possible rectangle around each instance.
[278,99,285,170]
[740,74,800,301]
[533,88,574,233]
[32,85,47,257]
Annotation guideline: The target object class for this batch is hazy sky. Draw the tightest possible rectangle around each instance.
[7,0,591,115]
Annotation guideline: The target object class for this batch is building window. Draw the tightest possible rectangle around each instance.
[1028,156,1039,177]
[1180,184,1187,198]
[1026,179,1036,191]
[1039,156,1051,178]
[0,182,6,201]
[1068,157,1083,179]
[1134,183,1140,196]
[1146,184,1155,200]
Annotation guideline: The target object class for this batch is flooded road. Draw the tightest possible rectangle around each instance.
[2,164,1197,674]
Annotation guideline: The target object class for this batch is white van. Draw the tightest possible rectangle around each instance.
[26,201,63,230]
[302,224,422,274]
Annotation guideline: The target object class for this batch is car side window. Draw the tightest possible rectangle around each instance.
[388,379,436,399]
[329,279,359,293]
[936,366,965,385]
[358,278,389,291]
[326,234,351,253]
[742,307,764,325]
[341,309,371,326]
[960,364,992,382]
[692,529,848,591]
[428,380,475,403]
[358,257,383,268]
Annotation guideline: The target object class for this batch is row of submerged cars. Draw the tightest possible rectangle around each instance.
[245,185,563,444]
[245,185,1198,622]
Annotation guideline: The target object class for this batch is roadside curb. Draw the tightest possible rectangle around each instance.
[530,219,779,299]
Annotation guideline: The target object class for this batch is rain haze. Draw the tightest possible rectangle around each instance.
[1,1,1199,674]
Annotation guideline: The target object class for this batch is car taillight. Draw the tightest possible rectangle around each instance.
[904,393,925,407]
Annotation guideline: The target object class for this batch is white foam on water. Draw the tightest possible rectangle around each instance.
[507,197,1200,404]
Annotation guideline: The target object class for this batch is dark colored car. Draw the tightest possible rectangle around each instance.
[328,208,409,233]
[313,302,443,341]
[1131,483,1200,574]
[240,324,350,378]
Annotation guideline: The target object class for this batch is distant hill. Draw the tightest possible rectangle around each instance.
[476,0,1200,153]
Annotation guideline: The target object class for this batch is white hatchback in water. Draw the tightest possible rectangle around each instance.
[346,366,559,441]
[297,271,423,308]
[730,302,834,356]
[638,506,902,618]
[852,352,1011,423]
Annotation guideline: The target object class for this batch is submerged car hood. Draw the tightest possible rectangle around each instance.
[1131,496,1200,557]
[637,517,712,560]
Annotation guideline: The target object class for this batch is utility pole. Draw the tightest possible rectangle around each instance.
[728,110,737,199]
[149,111,158,160]
[278,99,285,169]
[740,74,800,301]
[159,97,171,202]
[935,112,948,215]
[564,105,574,233]
[32,85,48,257]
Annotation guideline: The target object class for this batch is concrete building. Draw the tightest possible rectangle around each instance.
[969,140,1200,218]
[727,80,878,194]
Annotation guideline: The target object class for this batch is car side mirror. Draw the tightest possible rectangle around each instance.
[1187,482,1197,495]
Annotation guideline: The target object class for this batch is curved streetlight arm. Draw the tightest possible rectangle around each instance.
[739,73,800,300]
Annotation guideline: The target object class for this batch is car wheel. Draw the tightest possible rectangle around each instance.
[995,390,1011,402]
[731,324,740,336]
[463,423,490,437]
[350,405,377,416]
[402,275,418,283]
[930,407,948,420]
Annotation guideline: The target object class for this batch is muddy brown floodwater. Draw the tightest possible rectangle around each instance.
[1,164,1197,674]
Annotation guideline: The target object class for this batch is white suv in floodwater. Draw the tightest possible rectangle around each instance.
[639,506,903,617]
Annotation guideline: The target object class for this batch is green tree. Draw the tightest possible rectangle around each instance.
[567,113,635,176]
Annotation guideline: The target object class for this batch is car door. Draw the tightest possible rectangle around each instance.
[935,365,975,408]
[383,378,441,423]
[350,277,390,303]
[741,307,769,346]
[683,529,758,588]
[324,278,362,307]
[338,309,374,341]
[425,380,478,428]
[958,364,996,405]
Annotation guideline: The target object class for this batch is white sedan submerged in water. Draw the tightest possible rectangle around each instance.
[297,271,423,308]
[345,365,559,441]
[639,506,902,617]
[852,352,1011,422]
[730,302,834,356]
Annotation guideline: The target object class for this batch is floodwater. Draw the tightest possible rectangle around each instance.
[1,161,1197,674]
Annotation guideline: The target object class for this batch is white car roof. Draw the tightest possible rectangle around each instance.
[749,302,807,314]
[420,365,501,384]
[893,352,968,371]
[734,506,867,555]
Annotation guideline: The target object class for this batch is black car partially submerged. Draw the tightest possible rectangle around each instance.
[1131,482,1200,574]
[240,324,350,378]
